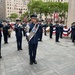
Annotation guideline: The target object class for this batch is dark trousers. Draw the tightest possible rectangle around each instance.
[56,33,60,42]
[8,32,11,38]
[29,43,38,62]
[60,31,63,38]
[16,36,22,49]
[44,28,47,36]
[72,34,75,42]
[39,32,43,41]
[0,37,1,56]
[23,29,26,36]
[50,30,53,38]
[3,33,8,43]
[71,33,73,39]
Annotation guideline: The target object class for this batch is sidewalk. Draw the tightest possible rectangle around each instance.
[0,32,75,75]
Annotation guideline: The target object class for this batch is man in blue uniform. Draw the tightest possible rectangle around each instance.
[14,20,23,51]
[0,23,3,58]
[22,21,27,36]
[7,21,12,38]
[48,20,53,39]
[55,21,60,42]
[26,14,39,65]
[71,22,75,43]
[2,20,9,44]
[38,20,43,41]
[71,23,73,39]
[43,22,48,36]
[59,21,63,38]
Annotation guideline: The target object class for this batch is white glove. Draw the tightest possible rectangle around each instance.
[26,32,30,36]
[18,24,22,27]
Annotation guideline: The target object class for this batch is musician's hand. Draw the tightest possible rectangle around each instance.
[18,24,22,27]
[26,32,30,36]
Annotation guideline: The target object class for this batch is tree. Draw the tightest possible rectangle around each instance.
[28,0,43,14]
[27,0,68,20]
[10,13,18,21]
[58,2,68,21]
[20,12,29,21]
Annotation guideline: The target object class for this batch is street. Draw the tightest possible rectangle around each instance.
[0,31,75,75]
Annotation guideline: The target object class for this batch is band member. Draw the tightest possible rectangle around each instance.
[71,22,75,43]
[26,14,39,65]
[43,22,48,36]
[38,20,43,41]
[7,21,12,38]
[48,19,53,39]
[2,20,9,44]
[71,22,75,39]
[22,21,27,36]
[55,21,60,42]
[59,21,63,38]
[14,20,23,51]
[0,23,3,58]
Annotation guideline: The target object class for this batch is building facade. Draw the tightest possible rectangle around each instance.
[0,0,29,21]
[0,0,68,21]
[0,0,6,21]
[43,0,68,2]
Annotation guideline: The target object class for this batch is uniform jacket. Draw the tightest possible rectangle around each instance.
[59,25,63,32]
[3,24,9,35]
[28,23,39,44]
[15,24,23,37]
[39,24,43,32]
[55,24,60,34]
[0,24,3,37]
[49,23,53,31]
[71,25,75,34]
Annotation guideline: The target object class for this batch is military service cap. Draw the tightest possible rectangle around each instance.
[30,14,37,18]
[3,20,7,22]
[16,19,21,22]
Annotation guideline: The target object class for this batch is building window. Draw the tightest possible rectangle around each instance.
[7,7,9,9]
[7,4,9,6]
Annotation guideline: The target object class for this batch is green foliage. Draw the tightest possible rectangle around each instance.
[27,1,68,14]
[10,13,18,19]
[20,12,28,20]
[28,0,43,14]
[25,0,68,20]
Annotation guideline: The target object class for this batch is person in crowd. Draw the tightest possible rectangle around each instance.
[26,14,40,65]
[7,21,12,38]
[0,23,3,58]
[55,21,60,42]
[22,21,27,36]
[71,22,75,43]
[38,20,43,41]
[2,20,10,44]
[71,22,74,39]
[59,21,63,38]
[47,19,54,39]
[43,21,48,36]
[14,20,23,51]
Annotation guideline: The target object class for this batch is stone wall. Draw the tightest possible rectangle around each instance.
[0,0,6,21]
[67,0,75,27]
